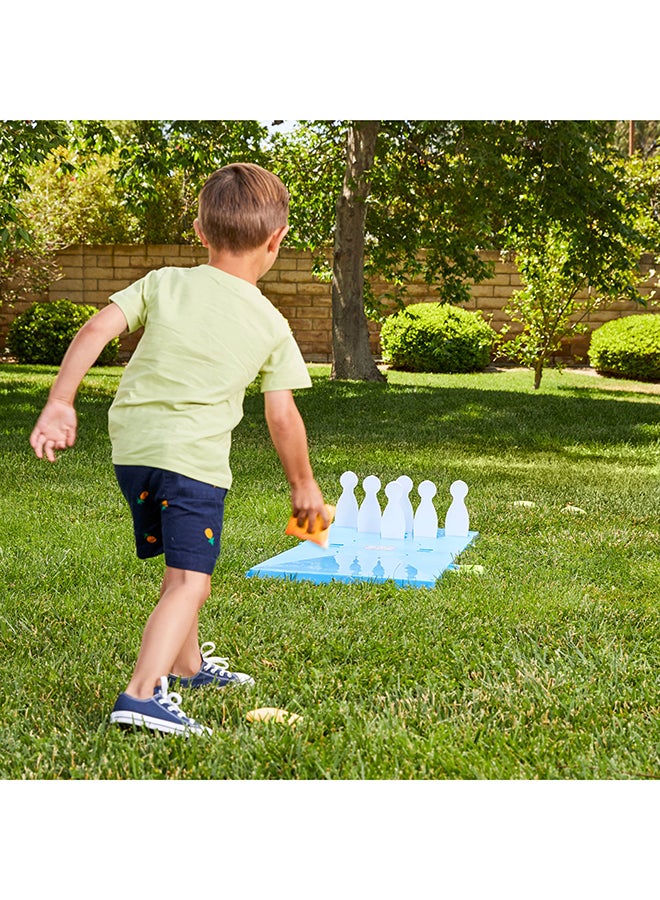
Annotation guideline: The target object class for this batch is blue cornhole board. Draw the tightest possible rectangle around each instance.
[246,525,479,588]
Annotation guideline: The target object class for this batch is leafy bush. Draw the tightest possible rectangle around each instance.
[380,302,495,373]
[7,299,119,366]
[588,314,660,382]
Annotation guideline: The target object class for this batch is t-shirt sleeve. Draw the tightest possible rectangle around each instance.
[259,331,312,392]
[109,272,154,333]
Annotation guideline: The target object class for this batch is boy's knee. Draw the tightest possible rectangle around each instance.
[197,576,212,609]
[164,567,212,607]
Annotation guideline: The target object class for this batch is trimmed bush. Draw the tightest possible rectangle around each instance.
[380,302,495,373]
[7,299,119,366]
[588,314,660,382]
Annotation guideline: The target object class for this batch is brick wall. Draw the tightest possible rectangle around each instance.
[1,245,657,364]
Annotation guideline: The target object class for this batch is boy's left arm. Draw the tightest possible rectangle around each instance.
[30,303,128,462]
[263,389,329,531]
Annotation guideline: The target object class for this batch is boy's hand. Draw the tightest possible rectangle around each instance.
[291,479,330,533]
[30,399,78,462]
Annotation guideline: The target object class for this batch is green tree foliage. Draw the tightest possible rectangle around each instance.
[271,120,502,380]
[624,153,660,249]
[269,122,344,276]
[18,119,270,246]
[0,122,70,313]
[492,121,658,387]
[272,120,498,315]
[501,226,606,388]
[0,120,268,316]
[20,147,136,246]
[367,121,498,310]
[0,120,115,311]
[1,120,70,248]
[274,120,660,385]
[5,120,659,385]
[0,120,115,248]
[614,120,660,159]
[111,120,269,243]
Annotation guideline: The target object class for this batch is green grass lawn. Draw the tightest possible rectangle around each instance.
[1,362,659,780]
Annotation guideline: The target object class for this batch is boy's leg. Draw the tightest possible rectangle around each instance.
[114,466,251,703]
[124,567,211,699]
[163,572,255,687]
[160,568,204,677]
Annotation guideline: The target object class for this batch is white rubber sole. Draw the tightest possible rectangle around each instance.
[109,710,212,736]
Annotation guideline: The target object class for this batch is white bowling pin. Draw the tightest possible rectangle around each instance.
[381,480,406,540]
[444,480,469,537]
[413,480,438,539]
[358,475,382,534]
[335,470,359,528]
[397,475,414,535]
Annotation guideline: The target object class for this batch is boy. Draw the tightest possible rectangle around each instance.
[30,162,329,736]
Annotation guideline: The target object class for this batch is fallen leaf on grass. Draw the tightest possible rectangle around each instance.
[246,707,303,726]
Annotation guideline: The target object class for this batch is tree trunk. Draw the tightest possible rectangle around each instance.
[533,357,544,390]
[331,121,385,382]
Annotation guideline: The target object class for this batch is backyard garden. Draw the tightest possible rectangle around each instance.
[1,360,658,780]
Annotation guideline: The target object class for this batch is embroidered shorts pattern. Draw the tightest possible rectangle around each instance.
[114,465,227,575]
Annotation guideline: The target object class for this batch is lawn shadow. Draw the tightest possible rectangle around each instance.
[3,364,659,466]
[271,376,660,462]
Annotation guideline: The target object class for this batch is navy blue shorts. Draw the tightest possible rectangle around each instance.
[114,465,227,575]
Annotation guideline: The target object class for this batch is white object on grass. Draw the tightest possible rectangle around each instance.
[335,470,359,528]
[245,707,303,725]
[397,475,414,535]
[358,474,382,534]
[413,480,438,539]
[381,480,406,540]
[444,480,470,537]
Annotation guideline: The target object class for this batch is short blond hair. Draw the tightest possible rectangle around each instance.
[197,163,289,252]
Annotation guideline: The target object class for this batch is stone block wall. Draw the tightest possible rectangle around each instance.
[1,245,657,364]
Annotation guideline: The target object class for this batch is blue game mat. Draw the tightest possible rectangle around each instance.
[246,525,479,588]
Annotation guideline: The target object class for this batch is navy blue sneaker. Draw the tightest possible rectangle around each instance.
[168,641,255,690]
[109,677,212,735]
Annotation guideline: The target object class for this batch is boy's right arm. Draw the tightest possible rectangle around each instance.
[263,389,329,531]
[30,303,128,462]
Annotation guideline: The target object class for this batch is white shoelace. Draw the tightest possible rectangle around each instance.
[200,641,230,673]
[155,676,188,719]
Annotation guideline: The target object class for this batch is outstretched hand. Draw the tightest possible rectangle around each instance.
[30,399,78,462]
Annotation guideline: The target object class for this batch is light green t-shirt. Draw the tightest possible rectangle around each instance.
[107,264,312,488]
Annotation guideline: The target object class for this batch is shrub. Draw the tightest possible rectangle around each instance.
[7,299,119,366]
[588,314,660,382]
[380,302,495,373]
